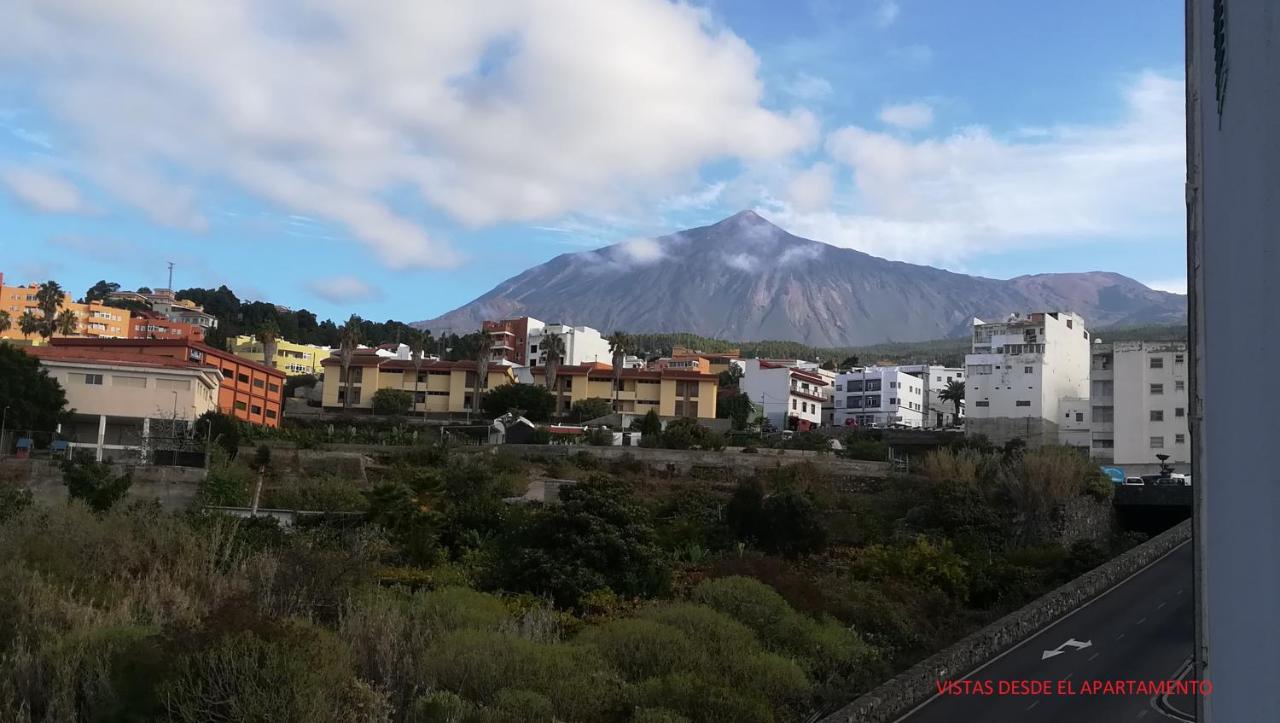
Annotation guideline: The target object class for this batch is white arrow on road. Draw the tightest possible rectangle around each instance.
[1042,638,1093,660]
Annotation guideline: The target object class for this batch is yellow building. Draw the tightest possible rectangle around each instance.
[670,346,740,376]
[320,351,517,414]
[229,335,334,376]
[0,276,132,344]
[541,363,719,419]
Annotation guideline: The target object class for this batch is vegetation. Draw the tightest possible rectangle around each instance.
[372,388,414,416]
[0,343,69,437]
[61,458,133,512]
[569,397,614,423]
[482,383,557,422]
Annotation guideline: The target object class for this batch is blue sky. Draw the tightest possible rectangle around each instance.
[0,0,1185,326]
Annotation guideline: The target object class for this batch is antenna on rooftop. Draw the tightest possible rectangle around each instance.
[166,261,175,291]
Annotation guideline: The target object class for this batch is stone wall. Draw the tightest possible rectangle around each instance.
[1054,495,1116,546]
[819,518,1192,723]
[1,458,205,510]
[488,444,892,477]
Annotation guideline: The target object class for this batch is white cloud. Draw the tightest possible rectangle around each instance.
[615,237,667,265]
[878,102,934,130]
[875,0,900,27]
[726,252,759,272]
[1144,277,1187,294]
[1,0,815,269]
[785,162,835,212]
[1,167,86,213]
[307,276,381,304]
[782,72,1184,265]
[780,73,833,101]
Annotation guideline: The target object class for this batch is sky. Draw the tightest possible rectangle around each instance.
[0,0,1186,325]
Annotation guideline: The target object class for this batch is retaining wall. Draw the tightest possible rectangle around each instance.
[490,444,891,477]
[1,458,205,510]
[820,518,1192,723]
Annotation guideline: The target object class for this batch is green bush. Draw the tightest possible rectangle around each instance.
[372,388,414,416]
[62,459,132,512]
[576,618,707,682]
[263,475,369,512]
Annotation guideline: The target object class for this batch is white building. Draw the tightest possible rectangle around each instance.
[1081,341,1190,473]
[739,359,829,431]
[965,311,1091,446]
[889,364,966,428]
[527,323,612,367]
[833,367,926,428]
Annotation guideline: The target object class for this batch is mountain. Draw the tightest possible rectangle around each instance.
[415,211,1186,346]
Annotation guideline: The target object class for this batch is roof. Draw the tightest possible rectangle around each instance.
[550,364,716,381]
[50,337,286,378]
[23,345,220,375]
[320,353,515,376]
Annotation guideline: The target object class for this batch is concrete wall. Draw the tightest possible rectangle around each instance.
[965,416,1058,447]
[2,458,204,509]
[820,519,1191,723]
[488,444,891,477]
[1054,496,1116,546]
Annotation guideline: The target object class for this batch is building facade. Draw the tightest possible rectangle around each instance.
[964,311,1091,446]
[129,309,206,342]
[893,364,966,428]
[833,367,927,428]
[1,274,132,343]
[484,316,543,366]
[739,359,829,431]
[228,335,333,376]
[1084,341,1190,471]
[320,352,517,414]
[527,323,612,367]
[23,346,221,461]
[107,288,219,330]
[51,338,285,427]
[540,364,719,419]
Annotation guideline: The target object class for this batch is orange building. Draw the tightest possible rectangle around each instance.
[52,338,286,427]
[128,309,206,342]
[483,316,537,365]
[0,273,132,343]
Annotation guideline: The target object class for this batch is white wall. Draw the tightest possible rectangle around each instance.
[1111,342,1190,465]
[833,368,925,428]
[526,323,611,367]
[740,359,825,428]
[43,361,220,421]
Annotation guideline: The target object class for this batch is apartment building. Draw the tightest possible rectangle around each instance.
[320,351,517,414]
[527,323,612,367]
[1083,341,1190,472]
[541,363,719,419]
[228,334,333,376]
[653,357,711,374]
[739,359,829,431]
[894,364,966,428]
[129,309,206,342]
[23,345,221,461]
[0,274,132,343]
[484,316,543,365]
[52,338,285,427]
[832,367,927,428]
[107,288,219,330]
[965,311,1091,446]
[671,346,741,375]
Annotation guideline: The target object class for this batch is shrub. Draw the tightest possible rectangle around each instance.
[584,427,615,447]
[634,673,772,723]
[263,475,369,512]
[371,388,414,416]
[569,397,614,423]
[482,384,556,422]
[856,537,970,602]
[576,618,707,682]
[842,439,888,462]
[62,459,132,512]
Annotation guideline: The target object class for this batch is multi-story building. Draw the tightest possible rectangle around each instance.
[965,311,1091,446]
[228,335,333,376]
[484,316,543,366]
[320,351,517,414]
[671,346,741,376]
[22,345,222,461]
[833,367,927,428]
[0,274,132,343]
[891,364,966,428]
[106,288,219,330]
[541,363,719,419]
[652,357,711,374]
[527,323,612,367]
[1080,341,1190,472]
[129,309,206,342]
[51,338,285,427]
[739,359,829,431]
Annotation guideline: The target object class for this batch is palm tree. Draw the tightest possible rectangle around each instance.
[0,310,10,335]
[939,380,965,422]
[18,311,42,339]
[34,280,65,340]
[471,328,490,418]
[54,308,79,337]
[608,331,630,412]
[542,333,566,418]
[338,314,363,411]
[406,329,427,418]
[256,320,281,368]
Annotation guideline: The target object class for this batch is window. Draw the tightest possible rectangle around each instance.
[1092,406,1114,423]
[1150,356,1164,369]
[158,378,190,392]
[836,384,843,391]
[847,380,864,392]
[112,375,146,388]
[1176,434,1186,444]
[1076,412,1084,423]
[865,379,882,392]
[888,397,898,405]
[1094,438,1114,449]
[847,395,862,409]
[1015,400,1031,407]
[1066,319,1074,329]
[1150,383,1164,395]
[250,405,262,415]
[1175,380,1185,392]
[889,381,897,389]
[266,409,277,419]
[236,372,249,384]
[791,399,797,410]
[234,400,248,411]
[1151,410,1164,422]
[1091,380,1114,397]
[1024,366,1033,374]
[530,344,538,353]
[975,400,990,407]
[1175,354,1185,364]
[77,373,104,385]
[222,368,234,379]
[1176,407,1185,417]
[267,383,279,393]
[863,395,881,408]
[970,364,993,375]
[1150,436,1164,449]
[337,388,362,405]
[252,378,265,389]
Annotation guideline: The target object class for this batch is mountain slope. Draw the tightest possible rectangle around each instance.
[416,211,1186,346]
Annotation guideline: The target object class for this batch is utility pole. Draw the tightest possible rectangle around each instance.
[166,261,175,291]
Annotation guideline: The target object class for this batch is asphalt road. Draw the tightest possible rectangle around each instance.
[898,541,1195,723]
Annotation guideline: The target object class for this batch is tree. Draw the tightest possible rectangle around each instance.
[62,458,132,512]
[607,331,631,411]
[33,280,66,340]
[17,310,41,338]
[372,388,413,416]
[196,411,241,459]
[0,310,9,335]
[635,409,662,438]
[716,392,756,431]
[256,319,281,367]
[481,383,555,422]
[0,344,69,436]
[338,315,362,411]
[84,280,120,304]
[717,366,742,388]
[542,333,566,417]
[569,397,614,423]
[839,355,860,370]
[939,380,965,419]
[54,308,78,337]
[407,329,427,418]
[471,329,489,417]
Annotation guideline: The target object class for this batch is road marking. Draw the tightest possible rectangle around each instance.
[888,539,1191,723]
[1117,633,1126,640]
[1088,652,1100,662]
[1026,700,1040,711]
[1152,657,1197,722]
[1177,588,1183,595]
[1157,602,1166,610]
[1137,709,1148,718]
[1042,638,1093,660]
[1137,617,1147,625]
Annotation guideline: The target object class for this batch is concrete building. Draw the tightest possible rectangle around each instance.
[964,311,1091,446]
[527,323,612,367]
[540,363,719,419]
[23,345,221,461]
[739,358,829,431]
[52,338,286,427]
[1082,341,1190,474]
[106,288,219,330]
[1,274,132,343]
[228,334,334,376]
[484,316,542,366]
[893,364,966,428]
[320,351,517,415]
[129,309,206,342]
[833,367,927,428]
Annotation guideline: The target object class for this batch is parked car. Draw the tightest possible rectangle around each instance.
[1124,477,1145,486]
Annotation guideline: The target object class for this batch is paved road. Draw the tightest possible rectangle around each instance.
[898,542,1195,723]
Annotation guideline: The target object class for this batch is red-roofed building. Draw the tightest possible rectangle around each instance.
[128,308,206,342]
[319,351,518,414]
[534,363,718,418]
[740,358,830,431]
[50,337,286,426]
